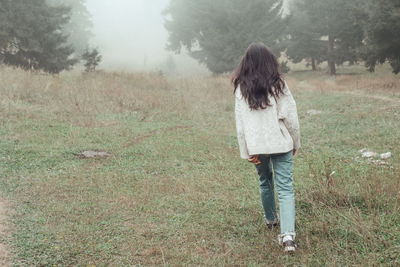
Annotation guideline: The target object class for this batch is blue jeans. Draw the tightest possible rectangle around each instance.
[254,151,295,243]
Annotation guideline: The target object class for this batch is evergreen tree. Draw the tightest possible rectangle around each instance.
[285,3,326,71]
[82,48,101,72]
[48,0,93,56]
[0,0,76,73]
[286,0,364,75]
[362,0,400,74]
[163,0,286,74]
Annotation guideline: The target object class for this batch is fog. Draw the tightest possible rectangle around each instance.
[86,0,209,75]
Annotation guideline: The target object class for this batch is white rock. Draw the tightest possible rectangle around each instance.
[361,151,379,158]
[380,152,392,159]
[306,109,323,116]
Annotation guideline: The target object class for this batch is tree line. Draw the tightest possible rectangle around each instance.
[164,0,400,75]
[0,0,99,73]
[1,0,397,75]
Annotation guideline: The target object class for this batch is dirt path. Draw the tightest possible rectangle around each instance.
[342,90,400,105]
[297,80,400,105]
[0,197,11,267]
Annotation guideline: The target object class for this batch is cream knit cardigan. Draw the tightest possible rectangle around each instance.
[235,82,301,159]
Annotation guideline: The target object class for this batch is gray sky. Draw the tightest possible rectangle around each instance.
[86,0,208,75]
[86,0,170,71]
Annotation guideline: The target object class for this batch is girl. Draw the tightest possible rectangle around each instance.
[232,42,300,252]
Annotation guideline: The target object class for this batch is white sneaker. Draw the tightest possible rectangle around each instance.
[281,234,296,252]
[283,240,296,252]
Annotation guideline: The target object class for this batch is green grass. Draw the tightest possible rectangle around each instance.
[0,67,399,265]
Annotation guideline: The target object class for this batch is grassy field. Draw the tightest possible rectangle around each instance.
[0,65,399,266]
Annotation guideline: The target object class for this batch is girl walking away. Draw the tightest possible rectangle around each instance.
[232,42,300,252]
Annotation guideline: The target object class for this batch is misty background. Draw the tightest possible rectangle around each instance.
[86,0,209,74]
[0,0,397,75]
[85,0,290,74]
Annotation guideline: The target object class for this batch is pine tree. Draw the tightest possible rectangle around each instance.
[285,0,365,75]
[163,0,286,74]
[285,2,326,71]
[82,48,102,72]
[362,0,400,74]
[0,0,76,73]
[47,0,93,56]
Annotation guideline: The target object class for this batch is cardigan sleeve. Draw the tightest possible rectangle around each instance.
[277,82,301,150]
[235,93,250,159]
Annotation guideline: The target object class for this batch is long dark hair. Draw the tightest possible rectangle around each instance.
[232,42,285,110]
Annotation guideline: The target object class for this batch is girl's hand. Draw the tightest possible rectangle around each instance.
[293,149,297,156]
[248,155,261,165]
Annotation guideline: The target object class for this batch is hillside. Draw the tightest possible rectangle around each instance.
[0,66,399,265]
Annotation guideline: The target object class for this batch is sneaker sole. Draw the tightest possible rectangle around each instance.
[284,246,295,252]
[266,223,278,229]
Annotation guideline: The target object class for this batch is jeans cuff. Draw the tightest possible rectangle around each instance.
[265,214,279,224]
[278,232,296,245]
